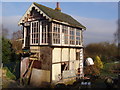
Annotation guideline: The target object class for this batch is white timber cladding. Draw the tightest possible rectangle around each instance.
[69,60,79,71]
[69,61,74,70]
[69,48,77,70]
[52,63,61,81]
[39,21,42,45]
[52,48,82,81]
[75,60,80,70]
[62,48,69,62]
[70,48,76,61]
[23,27,26,48]
[52,48,61,63]
[79,48,84,76]
[52,48,77,63]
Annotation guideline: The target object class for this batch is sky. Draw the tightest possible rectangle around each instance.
[1,2,118,45]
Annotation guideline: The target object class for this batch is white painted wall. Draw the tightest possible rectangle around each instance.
[52,63,61,81]
[69,61,75,70]
[52,48,61,63]
[52,47,84,81]
[70,48,76,61]
[62,48,69,62]
[74,60,79,70]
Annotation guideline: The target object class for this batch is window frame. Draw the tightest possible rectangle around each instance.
[76,29,81,46]
[62,25,69,45]
[52,23,61,45]
[41,20,48,45]
[69,27,75,45]
[30,21,40,45]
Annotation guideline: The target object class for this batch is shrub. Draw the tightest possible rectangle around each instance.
[3,67,16,80]
[94,56,103,70]
[84,65,100,77]
[109,63,120,73]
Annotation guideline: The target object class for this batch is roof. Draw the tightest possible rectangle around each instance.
[33,2,86,29]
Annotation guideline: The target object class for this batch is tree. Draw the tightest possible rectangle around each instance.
[2,36,18,63]
[84,65,100,76]
[114,19,120,58]
[11,30,22,54]
[85,42,118,62]
[94,56,103,70]
[2,25,9,38]
[2,37,12,63]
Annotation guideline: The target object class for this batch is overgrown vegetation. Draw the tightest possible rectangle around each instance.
[94,56,103,70]
[101,62,120,77]
[2,27,21,80]
[3,67,16,80]
[85,42,118,63]
[84,42,119,85]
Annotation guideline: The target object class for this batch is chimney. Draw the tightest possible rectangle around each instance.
[55,2,61,11]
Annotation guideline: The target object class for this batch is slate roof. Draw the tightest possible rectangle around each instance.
[33,2,86,29]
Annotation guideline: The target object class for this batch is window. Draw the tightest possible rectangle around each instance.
[53,23,60,44]
[62,25,68,44]
[70,27,75,45]
[76,51,80,60]
[31,21,39,44]
[41,21,48,44]
[76,29,81,45]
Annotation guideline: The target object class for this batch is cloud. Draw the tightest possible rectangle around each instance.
[2,16,21,38]
[1,15,117,45]
[72,15,117,45]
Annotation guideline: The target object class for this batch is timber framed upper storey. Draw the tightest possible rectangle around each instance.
[18,2,86,48]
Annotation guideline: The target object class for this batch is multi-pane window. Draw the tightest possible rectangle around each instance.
[76,29,81,45]
[31,21,39,44]
[53,23,60,44]
[62,25,68,44]
[51,23,81,46]
[41,21,48,44]
[70,27,75,45]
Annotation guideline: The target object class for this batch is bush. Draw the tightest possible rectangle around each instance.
[94,56,103,70]
[84,65,100,77]
[109,63,120,73]
[3,67,16,80]
[85,42,118,63]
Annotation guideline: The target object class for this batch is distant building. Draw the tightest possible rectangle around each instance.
[18,2,86,85]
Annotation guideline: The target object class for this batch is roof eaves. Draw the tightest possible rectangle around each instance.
[33,2,86,30]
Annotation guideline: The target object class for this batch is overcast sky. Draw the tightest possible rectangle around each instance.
[1,2,118,45]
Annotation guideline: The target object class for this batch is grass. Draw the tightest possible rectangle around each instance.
[90,61,120,88]
[64,79,76,85]
[91,78,106,88]
[100,62,120,78]
[3,67,16,80]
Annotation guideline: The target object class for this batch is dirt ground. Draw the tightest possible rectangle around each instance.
[2,77,20,88]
